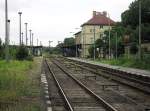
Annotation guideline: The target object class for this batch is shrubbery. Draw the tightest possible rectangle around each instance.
[0,38,4,59]
[99,55,150,70]
[16,46,33,61]
[0,38,33,61]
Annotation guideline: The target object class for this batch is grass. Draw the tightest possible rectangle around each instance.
[95,55,150,71]
[0,59,41,111]
[0,60,32,100]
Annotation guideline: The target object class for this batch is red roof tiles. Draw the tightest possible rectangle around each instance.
[81,11,115,27]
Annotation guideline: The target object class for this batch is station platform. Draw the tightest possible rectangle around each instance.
[67,57,150,78]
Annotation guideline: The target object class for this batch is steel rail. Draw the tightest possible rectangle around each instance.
[52,60,118,111]
[73,60,150,86]
[45,59,74,111]
[67,58,150,85]
[96,67,150,86]
[63,58,150,93]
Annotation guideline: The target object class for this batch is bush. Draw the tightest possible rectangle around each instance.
[26,55,33,61]
[16,46,30,60]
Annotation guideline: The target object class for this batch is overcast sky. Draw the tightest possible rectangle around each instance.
[0,0,135,46]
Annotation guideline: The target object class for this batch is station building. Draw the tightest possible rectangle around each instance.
[74,31,82,57]
[75,11,115,58]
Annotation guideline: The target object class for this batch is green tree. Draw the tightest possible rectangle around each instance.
[121,0,150,28]
[9,45,18,59]
[16,46,29,60]
[88,38,104,58]
[121,0,150,57]
[0,38,4,59]
[0,38,2,52]
[104,25,125,57]
[64,37,75,46]
[88,25,126,58]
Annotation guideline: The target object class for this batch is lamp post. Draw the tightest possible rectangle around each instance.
[40,41,42,46]
[32,33,34,46]
[5,20,10,62]
[58,41,62,54]
[108,14,111,60]
[102,34,107,58]
[49,41,53,54]
[21,32,23,45]
[49,41,53,47]
[93,26,96,60]
[18,12,22,46]
[32,33,34,55]
[83,31,85,58]
[25,23,28,46]
[138,0,142,60]
[115,32,118,59]
[29,29,32,47]
[5,0,9,62]
[90,37,94,58]
[37,38,39,46]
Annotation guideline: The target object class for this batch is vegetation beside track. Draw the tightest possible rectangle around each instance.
[0,58,41,111]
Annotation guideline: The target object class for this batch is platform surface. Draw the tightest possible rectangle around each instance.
[68,57,150,78]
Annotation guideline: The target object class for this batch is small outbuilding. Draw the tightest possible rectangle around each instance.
[32,46,43,56]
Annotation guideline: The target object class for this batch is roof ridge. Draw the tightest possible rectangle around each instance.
[81,12,115,27]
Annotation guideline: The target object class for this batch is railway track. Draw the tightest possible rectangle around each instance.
[43,60,67,111]
[44,58,118,111]
[62,58,150,94]
[51,57,150,111]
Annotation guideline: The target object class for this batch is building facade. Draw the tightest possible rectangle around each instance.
[74,31,82,57]
[75,11,115,57]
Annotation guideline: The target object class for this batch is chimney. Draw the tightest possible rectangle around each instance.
[103,11,107,17]
[93,11,96,17]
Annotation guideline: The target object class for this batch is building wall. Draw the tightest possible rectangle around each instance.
[75,32,82,45]
[81,25,112,57]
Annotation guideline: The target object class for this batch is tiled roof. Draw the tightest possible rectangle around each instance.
[81,11,115,27]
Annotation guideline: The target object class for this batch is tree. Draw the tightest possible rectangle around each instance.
[121,0,150,28]
[103,25,125,57]
[0,38,2,51]
[88,38,104,58]
[0,38,4,59]
[16,46,29,60]
[121,0,150,57]
[88,24,126,58]
[64,37,75,46]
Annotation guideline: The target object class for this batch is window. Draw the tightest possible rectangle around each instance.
[90,29,93,32]
[100,25,103,29]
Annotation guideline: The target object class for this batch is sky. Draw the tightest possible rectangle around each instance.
[0,0,135,46]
